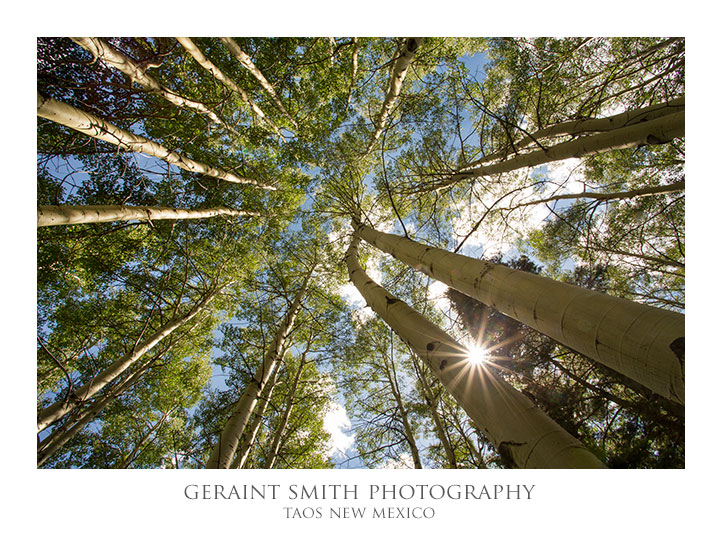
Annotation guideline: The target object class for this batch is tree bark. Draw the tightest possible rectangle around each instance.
[230,362,282,469]
[220,37,297,127]
[431,110,684,191]
[366,38,424,154]
[345,37,360,111]
[206,271,312,469]
[514,181,684,209]
[345,233,606,468]
[354,222,684,406]
[37,290,218,432]
[175,37,283,138]
[459,97,685,173]
[410,355,458,468]
[38,205,260,227]
[37,93,274,189]
[37,355,157,466]
[383,349,422,468]
[117,410,171,468]
[263,353,306,469]
[71,37,233,132]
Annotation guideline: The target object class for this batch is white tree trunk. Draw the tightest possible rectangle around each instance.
[37,355,156,466]
[366,38,423,154]
[230,363,282,469]
[205,272,311,468]
[38,205,260,227]
[514,181,684,208]
[263,353,306,469]
[431,110,684,191]
[175,37,283,138]
[411,356,458,468]
[37,93,274,189]
[459,97,685,173]
[220,37,297,127]
[71,37,233,132]
[354,222,685,405]
[37,291,217,432]
[345,234,605,468]
[117,410,171,468]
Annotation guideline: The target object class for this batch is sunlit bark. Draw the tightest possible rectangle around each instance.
[366,38,424,154]
[71,37,233,132]
[345,233,606,468]
[175,37,283,138]
[354,222,685,405]
[460,97,685,173]
[513,181,685,209]
[230,363,282,469]
[37,291,218,432]
[37,93,274,188]
[264,353,306,469]
[430,110,684,191]
[206,272,311,469]
[220,37,297,127]
[38,205,260,227]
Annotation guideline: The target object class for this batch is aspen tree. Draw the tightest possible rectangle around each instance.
[365,38,424,155]
[71,37,234,132]
[37,205,260,227]
[429,111,684,191]
[511,181,684,209]
[353,221,684,405]
[206,271,312,469]
[230,363,282,469]
[263,353,307,469]
[345,233,605,468]
[116,410,172,468]
[457,97,685,175]
[37,356,157,466]
[381,341,422,468]
[220,37,297,127]
[37,290,219,432]
[175,37,283,138]
[410,355,459,468]
[37,93,274,188]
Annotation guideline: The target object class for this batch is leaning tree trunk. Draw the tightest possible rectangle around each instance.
[383,349,422,469]
[345,233,605,469]
[71,37,234,133]
[116,410,172,469]
[175,37,283,138]
[410,355,458,468]
[37,290,218,432]
[230,362,283,469]
[515,181,685,209]
[206,271,312,469]
[37,93,273,189]
[365,37,423,155]
[38,205,260,227]
[37,354,158,467]
[354,222,684,406]
[263,353,307,469]
[458,97,685,174]
[220,37,297,127]
[430,110,684,191]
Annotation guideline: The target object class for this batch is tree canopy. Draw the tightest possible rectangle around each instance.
[37,36,684,469]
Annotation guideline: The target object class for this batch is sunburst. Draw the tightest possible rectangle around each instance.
[465,344,490,365]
